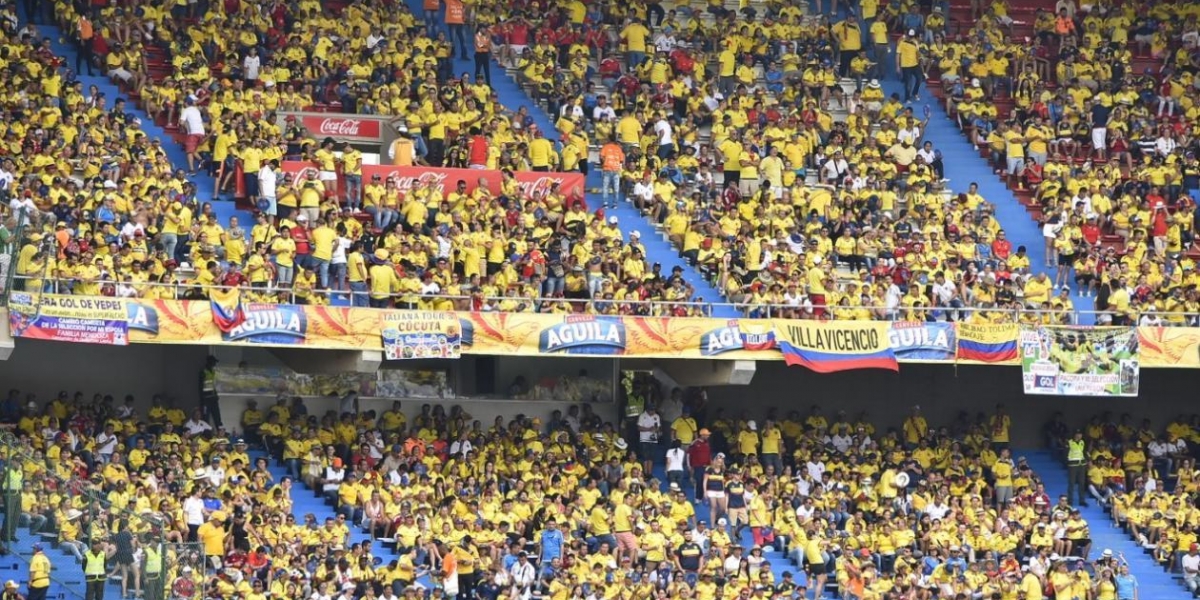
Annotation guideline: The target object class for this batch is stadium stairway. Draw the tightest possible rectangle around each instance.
[876,75,1097,320]
[581,166,740,318]
[0,521,115,600]
[416,4,732,317]
[28,17,253,234]
[1023,450,1186,600]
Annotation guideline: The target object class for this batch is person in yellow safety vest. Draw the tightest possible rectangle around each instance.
[84,538,114,600]
[200,355,222,428]
[2,462,21,543]
[143,537,163,600]
[1066,430,1088,507]
[27,543,50,600]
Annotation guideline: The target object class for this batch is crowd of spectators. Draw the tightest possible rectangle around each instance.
[466,0,1138,323]
[936,0,1200,327]
[0,0,1197,323]
[1046,411,1200,597]
[1,383,1150,600]
[0,0,706,315]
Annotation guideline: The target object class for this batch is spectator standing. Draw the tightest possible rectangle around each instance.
[637,405,661,474]
[179,97,205,175]
[896,31,922,102]
[1066,430,1088,506]
[199,355,221,428]
[665,440,688,488]
[688,428,712,498]
[27,544,49,600]
[599,138,625,209]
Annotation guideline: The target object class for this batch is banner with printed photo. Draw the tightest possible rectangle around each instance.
[380,311,463,360]
[1138,327,1200,368]
[1019,326,1140,396]
[7,293,129,346]
[773,321,899,373]
[957,322,1020,364]
[888,322,956,361]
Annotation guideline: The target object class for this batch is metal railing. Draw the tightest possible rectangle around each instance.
[0,429,172,600]
[6,275,1179,325]
[0,208,30,306]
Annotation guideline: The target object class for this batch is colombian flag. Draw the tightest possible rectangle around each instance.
[956,322,1019,364]
[773,321,899,373]
[210,287,246,333]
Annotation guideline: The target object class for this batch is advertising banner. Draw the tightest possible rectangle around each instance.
[1138,327,1200,368]
[10,295,1177,375]
[280,162,588,208]
[773,321,899,373]
[279,112,391,144]
[888,321,956,361]
[380,311,463,360]
[1020,326,1140,396]
[957,322,1020,364]
[7,293,129,345]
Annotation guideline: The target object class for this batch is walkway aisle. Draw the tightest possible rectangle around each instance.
[1025,451,1186,600]
[32,22,251,229]
[878,79,1096,316]
[422,12,733,316]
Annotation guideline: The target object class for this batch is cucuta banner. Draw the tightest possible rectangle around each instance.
[380,311,462,360]
[772,321,899,372]
[7,293,130,345]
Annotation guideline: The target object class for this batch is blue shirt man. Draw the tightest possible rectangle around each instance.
[539,520,565,563]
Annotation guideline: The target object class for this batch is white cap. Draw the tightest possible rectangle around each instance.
[747,420,757,431]
[103,180,117,189]
[1102,549,1113,557]
[907,29,916,36]
[630,230,640,238]
[609,215,618,224]
[296,214,309,221]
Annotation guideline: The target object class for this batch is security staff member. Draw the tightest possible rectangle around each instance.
[142,537,163,600]
[84,539,113,600]
[199,355,221,428]
[27,544,50,600]
[2,459,21,543]
[1066,430,1088,507]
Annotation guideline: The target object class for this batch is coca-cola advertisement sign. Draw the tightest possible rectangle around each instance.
[294,114,385,143]
[280,162,587,208]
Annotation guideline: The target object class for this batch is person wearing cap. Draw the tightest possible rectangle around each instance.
[24,542,49,600]
[83,537,114,600]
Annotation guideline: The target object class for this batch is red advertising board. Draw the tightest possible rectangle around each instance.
[283,112,389,144]
[279,161,588,208]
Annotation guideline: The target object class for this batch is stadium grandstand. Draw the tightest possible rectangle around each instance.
[0,0,1198,598]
